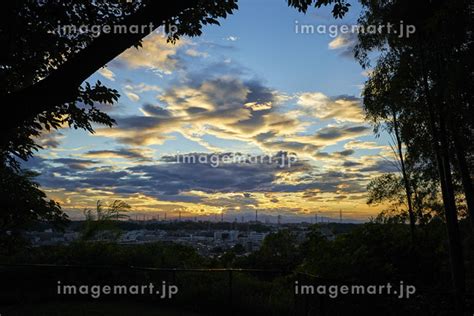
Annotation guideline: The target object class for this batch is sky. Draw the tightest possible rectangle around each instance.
[26,0,396,222]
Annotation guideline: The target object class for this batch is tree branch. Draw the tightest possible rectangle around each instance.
[2,0,199,134]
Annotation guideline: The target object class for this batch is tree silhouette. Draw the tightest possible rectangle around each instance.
[355,0,473,312]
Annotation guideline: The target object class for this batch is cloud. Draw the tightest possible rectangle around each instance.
[96,115,174,145]
[98,67,115,81]
[125,91,140,102]
[244,101,272,111]
[124,83,162,93]
[140,104,172,117]
[226,36,238,41]
[97,75,294,149]
[256,125,369,159]
[160,76,250,114]
[185,48,208,58]
[82,148,153,161]
[52,158,98,170]
[119,33,186,74]
[31,153,370,204]
[97,75,368,162]
[121,83,163,105]
[35,131,65,149]
[344,140,386,150]
[32,156,305,197]
[314,125,370,142]
[297,93,365,123]
[328,33,358,58]
[329,34,352,49]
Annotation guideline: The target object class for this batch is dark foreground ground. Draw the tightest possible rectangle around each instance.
[2,301,201,316]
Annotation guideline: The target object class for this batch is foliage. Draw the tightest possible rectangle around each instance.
[80,200,130,241]
[0,163,68,255]
[287,0,351,18]
[8,241,204,268]
[367,173,443,224]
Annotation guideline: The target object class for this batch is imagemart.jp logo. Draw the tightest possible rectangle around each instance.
[294,21,416,38]
[57,281,178,299]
